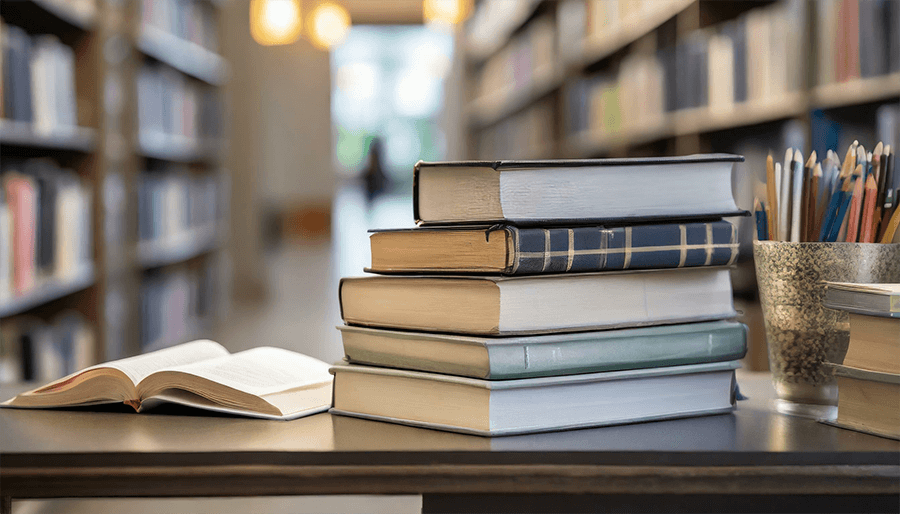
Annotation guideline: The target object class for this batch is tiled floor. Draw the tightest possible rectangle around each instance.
[14,188,421,514]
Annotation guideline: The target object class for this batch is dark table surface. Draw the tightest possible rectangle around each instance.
[1,371,898,505]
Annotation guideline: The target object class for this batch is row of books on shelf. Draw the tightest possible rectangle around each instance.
[331,155,747,436]
[474,98,554,159]
[472,15,556,110]
[137,63,223,148]
[567,1,806,138]
[141,260,221,351]
[817,0,900,85]
[0,21,79,132]
[1,159,92,302]
[0,310,94,384]
[138,165,223,246]
[140,0,218,52]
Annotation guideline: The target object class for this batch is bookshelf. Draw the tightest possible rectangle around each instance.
[462,0,900,370]
[0,0,230,382]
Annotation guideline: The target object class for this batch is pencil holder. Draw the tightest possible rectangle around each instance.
[752,241,900,419]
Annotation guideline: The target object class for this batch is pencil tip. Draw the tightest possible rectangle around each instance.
[806,150,817,167]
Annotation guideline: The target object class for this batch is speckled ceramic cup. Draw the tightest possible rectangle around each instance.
[753,241,900,419]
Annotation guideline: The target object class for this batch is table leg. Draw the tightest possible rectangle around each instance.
[1,496,10,514]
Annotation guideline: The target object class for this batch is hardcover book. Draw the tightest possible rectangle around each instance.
[413,154,745,225]
[339,267,737,336]
[338,320,748,380]
[822,363,899,440]
[330,360,741,436]
[367,220,738,275]
[823,282,900,317]
[2,340,333,420]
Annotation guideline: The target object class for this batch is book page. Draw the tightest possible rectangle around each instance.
[102,340,230,384]
[147,347,332,397]
[825,282,900,294]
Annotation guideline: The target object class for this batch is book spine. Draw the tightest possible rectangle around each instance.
[508,220,738,275]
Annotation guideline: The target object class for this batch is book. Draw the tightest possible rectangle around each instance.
[2,340,334,420]
[823,282,900,317]
[840,312,899,374]
[338,320,748,380]
[330,360,740,436]
[0,310,95,383]
[366,220,738,275]
[413,155,745,225]
[823,363,899,440]
[339,267,736,336]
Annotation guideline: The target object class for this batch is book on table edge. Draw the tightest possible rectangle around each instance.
[1,340,333,420]
[337,320,748,380]
[413,154,747,226]
[823,282,900,318]
[330,360,741,437]
[366,219,739,275]
[339,266,737,336]
[820,363,900,441]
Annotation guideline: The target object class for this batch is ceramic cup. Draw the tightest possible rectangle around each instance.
[752,241,900,419]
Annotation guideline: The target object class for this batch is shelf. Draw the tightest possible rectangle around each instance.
[811,73,900,110]
[0,120,97,152]
[137,25,227,86]
[138,133,221,163]
[137,227,222,269]
[580,0,693,69]
[467,68,565,129]
[465,0,543,64]
[0,265,95,318]
[0,0,96,34]
[142,317,213,353]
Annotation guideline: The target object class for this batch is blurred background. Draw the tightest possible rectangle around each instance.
[0,0,898,510]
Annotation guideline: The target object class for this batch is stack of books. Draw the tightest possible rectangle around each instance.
[332,155,749,436]
[823,282,900,440]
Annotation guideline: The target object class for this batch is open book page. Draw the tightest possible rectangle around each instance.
[103,340,230,384]
[143,347,332,397]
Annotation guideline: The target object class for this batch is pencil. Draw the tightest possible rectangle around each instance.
[790,150,805,242]
[766,153,778,240]
[802,150,816,241]
[755,198,768,241]
[844,170,865,242]
[777,161,791,241]
[809,163,822,242]
[826,178,854,242]
[859,174,878,243]
[881,199,900,243]
[879,188,897,241]
[870,147,883,238]
[837,165,863,242]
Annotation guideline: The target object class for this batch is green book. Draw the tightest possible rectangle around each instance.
[338,320,747,380]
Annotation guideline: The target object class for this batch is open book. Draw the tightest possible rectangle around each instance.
[2,341,333,420]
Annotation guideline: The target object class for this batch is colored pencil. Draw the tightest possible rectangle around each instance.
[845,170,865,242]
[870,146,883,238]
[766,153,778,240]
[837,164,863,242]
[790,150,805,242]
[879,188,897,241]
[777,161,791,241]
[809,163,822,242]
[881,201,900,244]
[755,198,768,241]
[826,178,854,242]
[859,174,878,243]
[802,150,816,241]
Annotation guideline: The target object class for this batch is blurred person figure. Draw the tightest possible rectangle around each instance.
[362,137,389,203]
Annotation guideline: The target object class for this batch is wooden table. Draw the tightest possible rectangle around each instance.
[1,373,898,513]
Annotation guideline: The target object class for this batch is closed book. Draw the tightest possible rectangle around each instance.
[339,267,736,336]
[0,186,11,300]
[413,154,745,226]
[330,360,740,436]
[840,312,899,374]
[338,320,748,380]
[367,220,738,275]
[4,172,37,295]
[823,363,899,440]
[823,282,900,317]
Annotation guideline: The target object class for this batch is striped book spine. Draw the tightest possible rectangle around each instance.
[509,220,738,274]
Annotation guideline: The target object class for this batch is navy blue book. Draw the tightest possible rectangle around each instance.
[367,220,738,275]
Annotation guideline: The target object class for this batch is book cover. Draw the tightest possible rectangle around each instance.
[338,320,748,379]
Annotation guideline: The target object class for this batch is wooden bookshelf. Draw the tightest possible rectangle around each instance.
[467,67,564,129]
[811,73,900,110]
[136,25,227,86]
[0,265,95,319]
[0,120,97,152]
[137,226,222,270]
[137,134,220,163]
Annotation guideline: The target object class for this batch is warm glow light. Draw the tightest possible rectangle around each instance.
[251,0,302,46]
[423,0,472,25]
[307,2,351,51]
